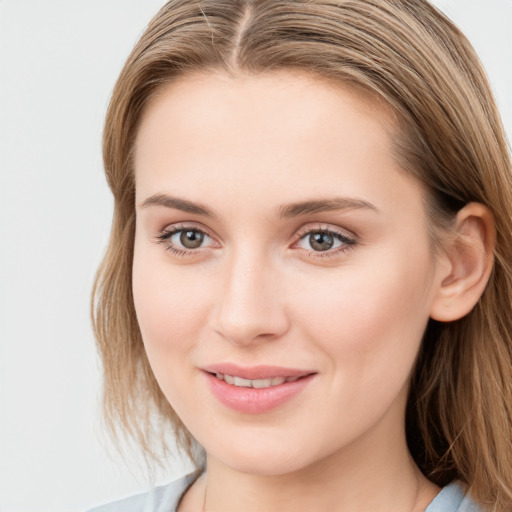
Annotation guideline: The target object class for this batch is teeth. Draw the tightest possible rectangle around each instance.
[270,377,286,386]
[233,376,252,387]
[214,373,300,388]
[252,378,273,389]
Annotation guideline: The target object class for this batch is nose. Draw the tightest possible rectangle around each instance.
[212,248,290,346]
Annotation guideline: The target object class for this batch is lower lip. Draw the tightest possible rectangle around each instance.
[204,372,315,414]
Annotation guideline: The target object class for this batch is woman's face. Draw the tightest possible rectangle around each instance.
[132,71,447,475]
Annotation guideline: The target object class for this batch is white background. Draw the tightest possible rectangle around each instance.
[0,1,510,511]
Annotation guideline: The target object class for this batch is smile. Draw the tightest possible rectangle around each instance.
[202,364,316,414]
[213,373,301,388]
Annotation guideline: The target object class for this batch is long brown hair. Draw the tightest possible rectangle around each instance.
[92,1,512,509]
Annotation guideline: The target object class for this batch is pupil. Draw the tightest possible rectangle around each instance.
[310,232,334,251]
[180,230,204,249]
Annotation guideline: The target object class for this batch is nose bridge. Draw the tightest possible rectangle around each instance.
[214,244,288,345]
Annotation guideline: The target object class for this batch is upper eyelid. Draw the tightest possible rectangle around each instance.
[294,223,356,240]
[160,222,216,238]
[158,222,354,237]
[158,225,216,245]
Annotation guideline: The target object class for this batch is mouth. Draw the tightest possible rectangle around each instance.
[202,363,315,385]
[210,372,303,389]
[201,364,317,414]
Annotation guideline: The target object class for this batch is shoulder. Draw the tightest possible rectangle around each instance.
[426,481,484,512]
[86,473,198,512]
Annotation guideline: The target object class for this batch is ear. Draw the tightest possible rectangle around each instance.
[430,202,495,322]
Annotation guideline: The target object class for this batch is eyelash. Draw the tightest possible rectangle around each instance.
[156,223,215,257]
[294,226,357,258]
[156,223,357,259]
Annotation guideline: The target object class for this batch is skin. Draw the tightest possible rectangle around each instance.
[131,70,486,511]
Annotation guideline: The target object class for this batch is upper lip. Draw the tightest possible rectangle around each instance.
[201,363,316,380]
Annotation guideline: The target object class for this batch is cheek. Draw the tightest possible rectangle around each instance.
[291,247,434,383]
[132,250,218,418]
[132,244,212,369]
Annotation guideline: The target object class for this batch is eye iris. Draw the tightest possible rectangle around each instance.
[180,230,204,249]
[309,232,334,251]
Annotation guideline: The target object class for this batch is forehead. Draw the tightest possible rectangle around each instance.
[134,70,395,160]
[133,70,422,218]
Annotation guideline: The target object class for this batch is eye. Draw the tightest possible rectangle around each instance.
[157,224,216,256]
[174,229,205,249]
[295,227,356,256]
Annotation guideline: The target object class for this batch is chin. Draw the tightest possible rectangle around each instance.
[204,433,325,476]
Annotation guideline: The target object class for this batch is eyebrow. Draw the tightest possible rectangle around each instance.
[139,193,378,218]
[140,194,215,217]
[278,197,378,218]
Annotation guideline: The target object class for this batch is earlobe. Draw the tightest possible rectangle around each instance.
[430,203,495,322]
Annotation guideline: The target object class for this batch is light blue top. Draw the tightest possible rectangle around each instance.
[87,474,482,512]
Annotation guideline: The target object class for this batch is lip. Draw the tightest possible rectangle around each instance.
[202,363,314,380]
[201,363,316,414]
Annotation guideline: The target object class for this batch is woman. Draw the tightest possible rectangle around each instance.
[89,0,512,510]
